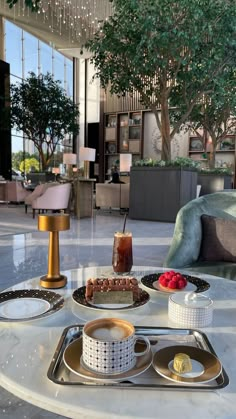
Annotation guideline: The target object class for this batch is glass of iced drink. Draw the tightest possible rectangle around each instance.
[112,231,133,274]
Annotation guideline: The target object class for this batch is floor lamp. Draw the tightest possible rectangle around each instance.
[63,153,77,179]
[79,147,96,179]
[120,153,132,176]
[52,167,60,181]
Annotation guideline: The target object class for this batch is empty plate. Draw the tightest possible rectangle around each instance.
[0,289,64,322]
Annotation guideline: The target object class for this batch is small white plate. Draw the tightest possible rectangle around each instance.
[0,298,50,319]
[0,289,64,322]
[168,359,204,378]
[152,345,222,384]
[141,273,210,295]
[153,279,197,294]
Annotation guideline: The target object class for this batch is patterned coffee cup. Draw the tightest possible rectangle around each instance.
[82,318,150,374]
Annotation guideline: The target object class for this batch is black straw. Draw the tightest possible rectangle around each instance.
[122,213,127,234]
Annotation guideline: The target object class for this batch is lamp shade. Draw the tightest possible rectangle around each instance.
[79,147,96,162]
[120,154,132,172]
[52,167,60,174]
[63,153,77,165]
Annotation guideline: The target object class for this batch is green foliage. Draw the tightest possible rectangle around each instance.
[133,157,200,169]
[198,167,232,175]
[6,0,40,11]
[172,70,236,149]
[86,0,236,160]
[20,158,40,173]
[12,151,38,171]
[10,72,79,171]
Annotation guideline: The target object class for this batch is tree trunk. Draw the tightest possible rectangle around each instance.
[208,148,216,169]
[160,96,171,161]
[208,135,217,169]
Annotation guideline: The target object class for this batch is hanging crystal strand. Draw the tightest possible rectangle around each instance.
[17,0,21,16]
[50,0,54,33]
[59,0,62,35]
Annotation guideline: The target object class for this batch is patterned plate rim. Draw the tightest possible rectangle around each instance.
[152,345,222,384]
[0,289,64,322]
[72,286,150,311]
[141,273,210,294]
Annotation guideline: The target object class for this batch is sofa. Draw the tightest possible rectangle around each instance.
[0,181,31,203]
[95,183,130,210]
[164,191,236,280]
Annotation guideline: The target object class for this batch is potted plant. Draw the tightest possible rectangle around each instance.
[129,158,199,222]
[197,167,233,196]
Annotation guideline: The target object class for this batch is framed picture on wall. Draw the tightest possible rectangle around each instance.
[189,137,204,152]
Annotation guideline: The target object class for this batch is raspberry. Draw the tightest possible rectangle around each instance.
[168,280,178,289]
[159,275,169,287]
[178,279,187,289]
[162,278,169,287]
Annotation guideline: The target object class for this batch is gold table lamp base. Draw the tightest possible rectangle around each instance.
[40,274,67,289]
[38,214,70,289]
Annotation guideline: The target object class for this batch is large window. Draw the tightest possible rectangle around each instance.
[4,19,73,171]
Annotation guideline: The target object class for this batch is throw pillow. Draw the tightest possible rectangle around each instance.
[200,214,236,262]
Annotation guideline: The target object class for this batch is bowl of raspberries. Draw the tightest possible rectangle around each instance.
[155,271,188,292]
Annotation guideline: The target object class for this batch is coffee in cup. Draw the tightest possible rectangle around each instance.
[82,318,150,374]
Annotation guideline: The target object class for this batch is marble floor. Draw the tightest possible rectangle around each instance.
[0,205,175,419]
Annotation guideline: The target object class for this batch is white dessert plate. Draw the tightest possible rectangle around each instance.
[72,286,150,311]
[153,279,196,293]
[0,289,64,322]
[141,273,210,295]
[152,345,222,384]
[168,359,204,378]
[63,337,153,383]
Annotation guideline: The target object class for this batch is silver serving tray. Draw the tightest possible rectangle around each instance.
[47,325,229,390]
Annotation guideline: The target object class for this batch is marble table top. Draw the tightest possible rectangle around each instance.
[0,266,236,419]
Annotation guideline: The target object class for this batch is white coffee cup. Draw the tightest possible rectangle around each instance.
[82,318,150,374]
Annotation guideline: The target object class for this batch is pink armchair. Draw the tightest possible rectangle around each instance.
[31,183,71,218]
[6,181,31,203]
[24,182,58,213]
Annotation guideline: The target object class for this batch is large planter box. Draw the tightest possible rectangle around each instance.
[197,173,232,196]
[129,166,197,222]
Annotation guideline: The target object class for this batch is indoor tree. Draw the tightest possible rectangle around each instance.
[10,72,79,171]
[86,0,236,161]
[173,70,236,168]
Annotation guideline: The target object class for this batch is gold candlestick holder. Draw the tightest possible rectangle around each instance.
[38,214,70,289]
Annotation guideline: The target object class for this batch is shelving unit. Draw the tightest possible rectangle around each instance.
[104,111,143,179]
[188,135,236,171]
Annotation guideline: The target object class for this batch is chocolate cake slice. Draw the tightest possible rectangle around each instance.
[85,277,141,302]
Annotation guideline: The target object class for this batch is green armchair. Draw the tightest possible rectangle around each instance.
[164,191,236,280]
